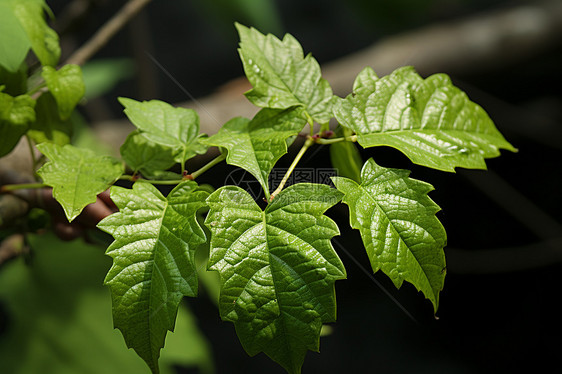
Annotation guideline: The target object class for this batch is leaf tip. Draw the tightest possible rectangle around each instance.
[117,96,134,108]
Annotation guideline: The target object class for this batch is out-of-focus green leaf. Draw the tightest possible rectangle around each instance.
[205,183,345,374]
[0,1,31,72]
[119,97,208,165]
[0,0,59,70]
[0,62,27,95]
[42,64,85,120]
[201,107,306,198]
[0,232,213,374]
[27,92,72,145]
[98,181,209,374]
[11,0,59,67]
[0,89,35,157]
[81,58,135,99]
[70,111,114,156]
[332,158,447,312]
[0,0,60,69]
[334,66,516,172]
[236,23,334,124]
[36,143,124,221]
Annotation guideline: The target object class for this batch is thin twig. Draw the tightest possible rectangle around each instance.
[1,183,47,193]
[65,0,153,66]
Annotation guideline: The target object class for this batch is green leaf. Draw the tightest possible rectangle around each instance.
[0,90,35,157]
[42,64,85,120]
[120,131,177,178]
[201,108,306,198]
[0,61,28,95]
[352,66,378,92]
[205,183,345,374]
[236,23,334,124]
[27,92,72,145]
[0,2,31,72]
[0,0,59,71]
[329,126,362,183]
[0,232,213,374]
[97,181,209,374]
[119,97,208,165]
[36,143,124,221]
[334,66,516,172]
[12,0,59,67]
[332,158,446,312]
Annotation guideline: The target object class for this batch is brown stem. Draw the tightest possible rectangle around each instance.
[65,0,153,66]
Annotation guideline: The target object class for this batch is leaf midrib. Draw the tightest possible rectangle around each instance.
[144,196,169,369]
[70,153,86,216]
[227,211,329,321]
[358,127,498,138]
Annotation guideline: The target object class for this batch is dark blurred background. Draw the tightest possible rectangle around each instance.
[2,0,562,373]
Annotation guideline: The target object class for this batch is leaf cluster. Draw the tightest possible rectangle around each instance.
[0,0,84,158]
[0,10,515,374]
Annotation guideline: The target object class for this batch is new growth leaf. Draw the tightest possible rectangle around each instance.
[97,181,209,374]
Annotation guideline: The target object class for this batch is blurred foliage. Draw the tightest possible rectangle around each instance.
[70,111,115,156]
[0,232,214,374]
[81,58,135,100]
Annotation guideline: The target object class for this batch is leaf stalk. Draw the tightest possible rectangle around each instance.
[189,153,227,179]
[269,137,314,201]
[314,134,357,145]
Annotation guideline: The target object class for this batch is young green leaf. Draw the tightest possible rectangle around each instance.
[97,181,209,374]
[36,143,124,221]
[120,131,177,178]
[0,0,60,68]
[201,107,306,198]
[332,158,446,312]
[236,23,334,124]
[27,92,72,145]
[0,4,30,73]
[119,97,208,165]
[42,64,85,120]
[0,90,35,157]
[352,66,378,92]
[334,66,516,172]
[205,183,345,374]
